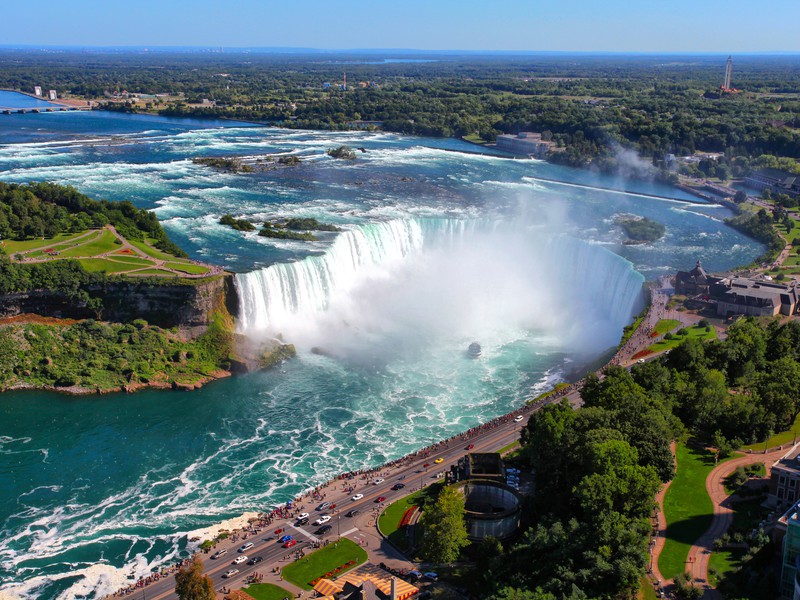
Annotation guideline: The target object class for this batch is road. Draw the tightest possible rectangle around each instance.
[121,411,529,600]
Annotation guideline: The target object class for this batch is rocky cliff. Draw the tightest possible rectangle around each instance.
[0,274,239,329]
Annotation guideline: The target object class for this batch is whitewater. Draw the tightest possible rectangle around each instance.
[0,111,763,599]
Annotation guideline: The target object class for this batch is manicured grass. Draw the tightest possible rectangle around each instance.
[242,583,294,600]
[129,237,180,261]
[647,323,717,353]
[1,231,86,254]
[127,268,176,276]
[708,497,771,586]
[165,261,210,274]
[659,443,731,581]
[462,133,487,145]
[638,576,659,600]
[499,440,520,454]
[104,255,155,266]
[281,538,367,590]
[378,484,441,551]
[59,229,119,258]
[723,463,765,495]
[653,319,681,335]
[620,315,645,347]
[78,258,149,273]
[742,412,800,451]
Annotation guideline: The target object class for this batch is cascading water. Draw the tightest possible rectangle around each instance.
[234,218,645,352]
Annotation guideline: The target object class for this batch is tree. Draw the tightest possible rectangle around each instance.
[734,189,747,203]
[175,555,215,600]
[419,486,470,564]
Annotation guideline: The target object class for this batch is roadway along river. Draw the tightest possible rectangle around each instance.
[132,408,530,600]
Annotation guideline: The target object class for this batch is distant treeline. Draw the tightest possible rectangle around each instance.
[4,50,798,171]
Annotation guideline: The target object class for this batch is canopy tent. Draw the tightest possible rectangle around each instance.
[313,578,343,596]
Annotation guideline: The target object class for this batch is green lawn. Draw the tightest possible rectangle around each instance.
[653,319,681,335]
[708,497,771,586]
[165,261,210,274]
[241,583,294,600]
[462,133,487,145]
[499,441,521,454]
[129,237,180,261]
[127,268,176,276]
[647,323,717,353]
[1,231,87,254]
[378,484,442,551]
[105,255,155,266]
[59,229,119,258]
[659,443,730,581]
[281,538,367,590]
[638,576,659,600]
[78,258,149,273]
[742,412,800,451]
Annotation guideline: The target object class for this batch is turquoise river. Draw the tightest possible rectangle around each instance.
[0,108,762,599]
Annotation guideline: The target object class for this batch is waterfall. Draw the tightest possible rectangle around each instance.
[235,218,645,343]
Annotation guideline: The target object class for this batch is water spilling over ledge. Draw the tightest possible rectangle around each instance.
[235,218,645,359]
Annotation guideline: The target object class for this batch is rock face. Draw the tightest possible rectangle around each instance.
[0,274,239,329]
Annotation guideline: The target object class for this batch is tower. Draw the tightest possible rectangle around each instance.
[343,70,347,91]
[723,56,733,91]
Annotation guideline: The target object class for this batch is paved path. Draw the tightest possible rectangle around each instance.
[685,447,789,599]
[648,442,676,594]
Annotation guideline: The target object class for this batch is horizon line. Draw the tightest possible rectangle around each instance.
[1,45,799,56]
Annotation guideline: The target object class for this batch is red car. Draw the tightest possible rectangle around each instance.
[282,539,297,548]
[375,496,386,503]
[466,444,474,450]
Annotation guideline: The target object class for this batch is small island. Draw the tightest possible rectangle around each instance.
[327,145,357,160]
[258,218,342,241]
[220,214,257,232]
[192,156,254,173]
[616,215,666,243]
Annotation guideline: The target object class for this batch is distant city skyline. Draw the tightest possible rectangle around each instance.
[4,0,800,53]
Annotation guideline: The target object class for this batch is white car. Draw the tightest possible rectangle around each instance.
[314,515,332,525]
[238,542,253,553]
[372,478,385,485]
[514,415,524,423]
[223,569,239,579]
[351,493,364,501]
[233,555,248,564]
[297,512,309,521]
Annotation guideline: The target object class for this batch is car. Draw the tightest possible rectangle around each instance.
[514,415,524,423]
[238,542,253,553]
[317,502,331,511]
[423,571,439,581]
[315,524,333,535]
[345,509,360,518]
[637,358,646,364]
[297,512,309,520]
[278,534,294,543]
[232,555,248,564]
[391,483,405,490]
[247,556,264,565]
[210,549,227,559]
[314,515,332,525]
[375,496,386,503]
[372,478,385,485]
[283,539,297,548]
[223,569,239,579]
[465,444,474,450]
[434,458,444,464]
[296,516,309,525]
[351,493,364,501]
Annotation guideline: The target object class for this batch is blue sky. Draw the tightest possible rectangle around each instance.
[5,0,800,52]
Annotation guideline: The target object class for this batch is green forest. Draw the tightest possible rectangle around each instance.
[3,51,799,174]
[477,316,795,599]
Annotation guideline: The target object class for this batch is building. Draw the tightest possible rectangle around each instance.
[48,90,57,101]
[675,261,800,318]
[495,132,555,158]
[745,168,800,199]
[33,86,42,97]
[770,446,800,513]
[777,499,800,599]
[714,277,799,318]
[312,563,418,600]
[675,261,717,296]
